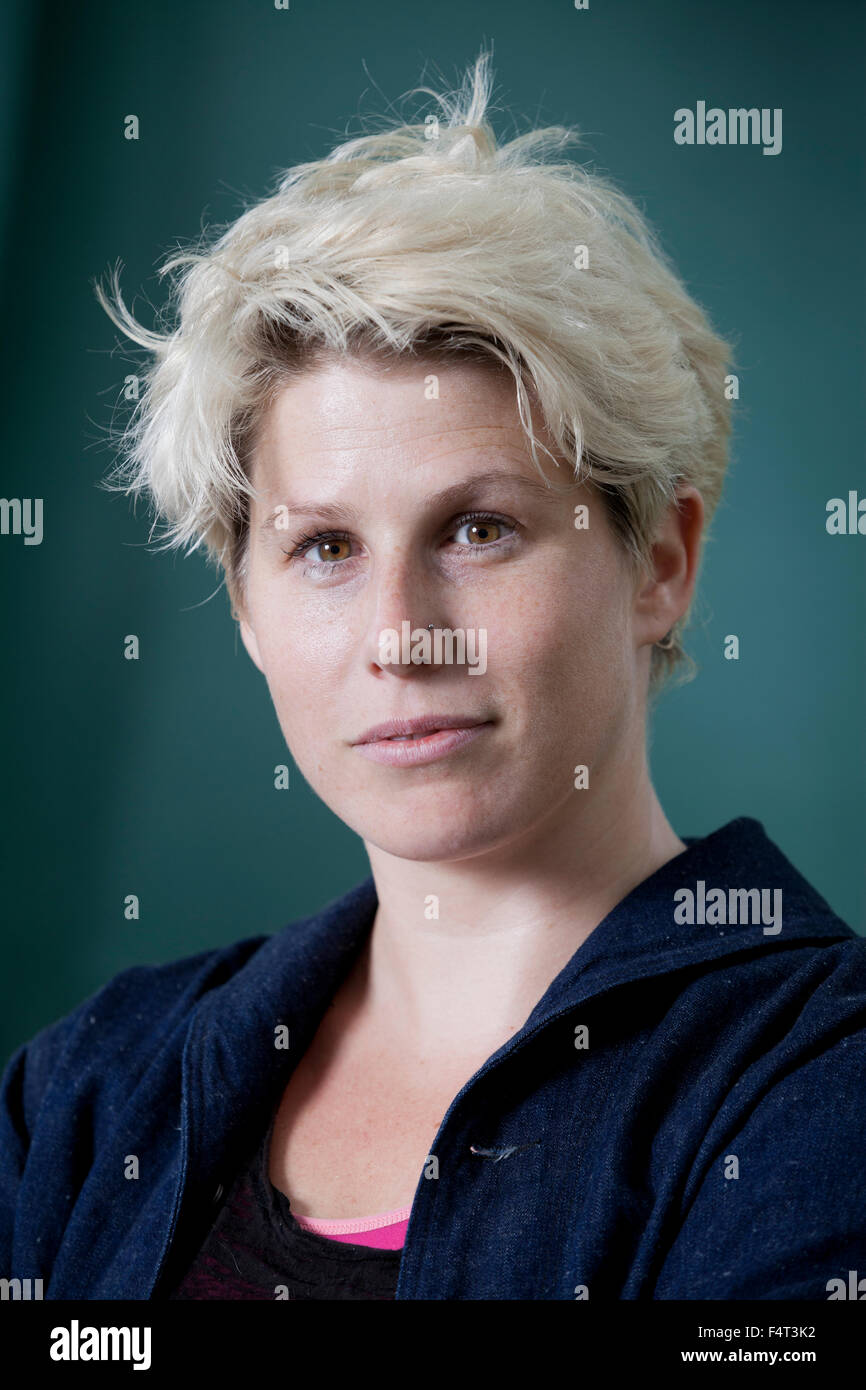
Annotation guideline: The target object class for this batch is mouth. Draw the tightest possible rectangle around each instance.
[352,715,494,767]
[353,714,491,746]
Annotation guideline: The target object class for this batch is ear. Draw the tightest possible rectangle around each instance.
[239,617,265,674]
[632,486,704,647]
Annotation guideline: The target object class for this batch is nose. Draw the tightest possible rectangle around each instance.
[362,550,445,678]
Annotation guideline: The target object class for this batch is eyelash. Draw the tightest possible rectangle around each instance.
[282,511,516,569]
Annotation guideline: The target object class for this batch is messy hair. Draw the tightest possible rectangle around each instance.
[95,50,735,690]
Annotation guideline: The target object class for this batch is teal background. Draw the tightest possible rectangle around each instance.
[1,0,864,1067]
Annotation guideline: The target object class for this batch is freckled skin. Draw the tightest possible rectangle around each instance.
[238,353,705,1078]
[238,356,698,873]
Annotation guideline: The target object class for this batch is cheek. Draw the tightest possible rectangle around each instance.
[250,590,353,739]
[486,551,633,765]
[495,550,629,684]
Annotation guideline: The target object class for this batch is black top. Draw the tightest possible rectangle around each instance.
[168,1112,403,1300]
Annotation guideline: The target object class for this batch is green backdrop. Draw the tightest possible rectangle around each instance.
[2,0,864,1068]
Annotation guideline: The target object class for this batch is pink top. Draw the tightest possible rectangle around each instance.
[293,1204,411,1250]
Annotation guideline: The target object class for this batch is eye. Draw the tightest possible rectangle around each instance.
[284,530,353,564]
[280,510,516,575]
[451,511,513,549]
[307,536,351,563]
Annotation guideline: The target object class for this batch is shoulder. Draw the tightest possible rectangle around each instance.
[2,873,378,1144]
[1,931,269,1137]
[653,941,866,1297]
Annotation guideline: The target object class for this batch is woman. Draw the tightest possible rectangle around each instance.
[2,54,864,1301]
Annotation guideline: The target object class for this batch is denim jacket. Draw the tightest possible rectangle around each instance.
[2,816,865,1300]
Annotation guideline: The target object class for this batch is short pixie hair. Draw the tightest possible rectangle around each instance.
[95,51,735,691]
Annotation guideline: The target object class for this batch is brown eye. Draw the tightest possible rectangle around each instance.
[457,519,502,545]
[316,538,350,562]
[288,532,354,564]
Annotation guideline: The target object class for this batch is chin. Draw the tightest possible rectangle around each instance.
[366,834,496,864]
[357,805,526,864]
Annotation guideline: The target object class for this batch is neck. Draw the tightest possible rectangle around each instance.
[358,747,686,1061]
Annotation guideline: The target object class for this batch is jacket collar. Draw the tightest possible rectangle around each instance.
[523,815,852,1024]
[182,814,852,1143]
[219,811,850,1034]
[193,815,852,1081]
[156,815,852,1294]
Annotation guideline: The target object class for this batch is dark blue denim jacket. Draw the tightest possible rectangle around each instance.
[2,817,865,1300]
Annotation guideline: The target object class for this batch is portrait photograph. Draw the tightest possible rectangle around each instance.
[1,0,864,1363]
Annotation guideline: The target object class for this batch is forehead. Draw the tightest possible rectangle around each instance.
[248,355,569,499]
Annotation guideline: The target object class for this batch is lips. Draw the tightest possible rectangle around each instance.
[352,719,493,767]
[354,714,490,746]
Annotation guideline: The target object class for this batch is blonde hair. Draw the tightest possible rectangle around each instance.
[95,50,736,690]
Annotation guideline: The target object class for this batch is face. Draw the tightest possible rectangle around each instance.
[239,355,658,863]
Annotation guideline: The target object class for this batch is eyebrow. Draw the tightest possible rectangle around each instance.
[256,469,568,538]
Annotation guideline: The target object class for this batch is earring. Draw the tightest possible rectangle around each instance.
[656,630,677,650]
